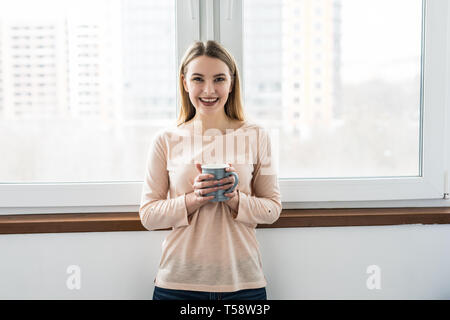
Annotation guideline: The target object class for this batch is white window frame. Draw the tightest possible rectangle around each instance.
[0,0,449,215]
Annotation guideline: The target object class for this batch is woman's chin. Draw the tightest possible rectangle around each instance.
[197,104,223,113]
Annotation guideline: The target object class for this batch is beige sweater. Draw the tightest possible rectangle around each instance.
[139,120,282,292]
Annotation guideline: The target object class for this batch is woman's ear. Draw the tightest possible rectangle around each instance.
[181,74,189,92]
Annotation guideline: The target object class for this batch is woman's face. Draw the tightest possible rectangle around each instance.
[182,55,233,116]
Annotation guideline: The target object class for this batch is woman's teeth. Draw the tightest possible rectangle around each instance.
[200,98,219,102]
[199,98,219,106]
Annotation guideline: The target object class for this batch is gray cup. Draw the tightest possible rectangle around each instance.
[201,164,239,202]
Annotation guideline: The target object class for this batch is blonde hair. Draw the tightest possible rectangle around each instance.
[176,40,246,126]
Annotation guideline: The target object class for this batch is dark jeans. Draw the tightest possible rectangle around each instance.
[153,286,267,300]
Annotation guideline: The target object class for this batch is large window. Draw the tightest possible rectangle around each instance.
[0,0,449,212]
[0,0,176,183]
[238,0,447,203]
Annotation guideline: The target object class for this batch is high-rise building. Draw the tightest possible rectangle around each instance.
[0,22,66,119]
[66,0,122,121]
[0,0,123,122]
[121,0,176,123]
[243,0,283,127]
[243,0,341,137]
[282,0,342,138]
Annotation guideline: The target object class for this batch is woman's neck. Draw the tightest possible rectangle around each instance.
[189,114,238,135]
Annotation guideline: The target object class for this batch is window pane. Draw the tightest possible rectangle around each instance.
[243,0,422,179]
[0,0,175,183]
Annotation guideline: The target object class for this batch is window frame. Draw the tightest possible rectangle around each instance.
[0,0,449,216]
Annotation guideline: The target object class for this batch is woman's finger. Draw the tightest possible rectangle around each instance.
[196,189,205,198]
[194,173,214,184]
[197,190,215,202]
[224,190,237,199]
[226,163,235,172]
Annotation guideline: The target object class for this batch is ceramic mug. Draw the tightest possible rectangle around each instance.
[201,164,239,202]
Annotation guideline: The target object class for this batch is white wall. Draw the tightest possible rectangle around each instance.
[1,223,449,299]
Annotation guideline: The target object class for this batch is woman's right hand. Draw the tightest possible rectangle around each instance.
[185,163,221,215]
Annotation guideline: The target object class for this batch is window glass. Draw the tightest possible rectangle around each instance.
[243,0,422,178]
[0,0,175,182]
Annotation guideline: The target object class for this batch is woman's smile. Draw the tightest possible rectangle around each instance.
[199,97,220,106]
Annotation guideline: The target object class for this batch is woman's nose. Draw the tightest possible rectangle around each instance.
[203,81,215,94]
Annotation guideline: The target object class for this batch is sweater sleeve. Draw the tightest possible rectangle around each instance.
[139,131,189,231]
[234,128,282,227]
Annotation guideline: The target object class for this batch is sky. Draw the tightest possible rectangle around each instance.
[340,0,423,83]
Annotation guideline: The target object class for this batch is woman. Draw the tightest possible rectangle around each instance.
[139,40,282,300]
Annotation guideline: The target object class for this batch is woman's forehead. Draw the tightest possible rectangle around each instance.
[187,56,230,76]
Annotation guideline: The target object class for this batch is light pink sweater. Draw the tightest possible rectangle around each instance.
[139,120,282,292]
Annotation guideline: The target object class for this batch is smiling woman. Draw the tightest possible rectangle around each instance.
[138,40,282,300]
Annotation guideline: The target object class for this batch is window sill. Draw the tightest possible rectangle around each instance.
[0,207,449,234]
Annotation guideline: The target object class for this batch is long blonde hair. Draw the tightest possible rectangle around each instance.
[176,40,246,126]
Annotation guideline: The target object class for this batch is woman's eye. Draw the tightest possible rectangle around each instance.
[192,77,225,82]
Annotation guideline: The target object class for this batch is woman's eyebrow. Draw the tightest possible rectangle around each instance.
[191,73,226,77]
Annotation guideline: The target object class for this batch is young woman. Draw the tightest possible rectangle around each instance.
[139,40,282,300]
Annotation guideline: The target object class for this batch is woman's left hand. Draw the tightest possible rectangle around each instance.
[223,163,238,201]
[221,164,239,218]
[221,163,239,217]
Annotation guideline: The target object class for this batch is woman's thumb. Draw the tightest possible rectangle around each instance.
[195,163,202,173]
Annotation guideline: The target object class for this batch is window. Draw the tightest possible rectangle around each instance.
[0,0,176,209]
[0,0,449,214]
[240,0,448,204]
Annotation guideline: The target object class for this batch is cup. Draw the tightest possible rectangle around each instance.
[201,164,239,202]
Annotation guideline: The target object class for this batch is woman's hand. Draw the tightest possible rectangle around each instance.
[223,163,239,216]
[185,163,223,215]
[222,163,238,199]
